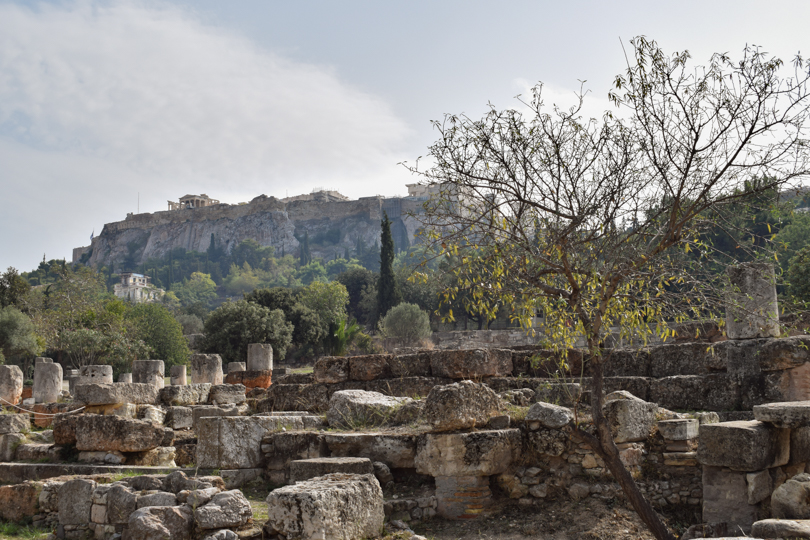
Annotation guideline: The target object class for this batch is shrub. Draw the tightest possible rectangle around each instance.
[379,303,431,345]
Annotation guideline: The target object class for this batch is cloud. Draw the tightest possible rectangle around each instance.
[0,0,413,270]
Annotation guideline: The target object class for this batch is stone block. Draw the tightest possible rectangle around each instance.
[85,402,136,418]
[754,401,810,428]
[52,413,79,445]
[33,362,62,403]
[75,382,159,406]
[724,339,771,377]
[139,404,166,424]
[388,353,431,377]
[159,383,212,405]
[58,478,95,525]
[208,384,246,405]
[197,415,304,469]
[602,349,651,377]
[0,481,42,522]
[227,362,246,373]
[136,491,177,508]
[649,374,740,411]
[75,415,165,452]
[415,429,521,477]
[289,457,374,483]
[79,365,114,384]
[327,390,412,429]
[429,348,512,379]
[648,342,709,377]
[746,470,772,505]
[603,391,657,443]
[325,432,416,469]
[698,420,790,471]
[118,373,132,383]
[757,336,810,371]
[191,354,223,385]
[224,370,272,389]
[247,343,273,371]
[752,518,810,538]
[264,473,383,540]
[170,365,187,385]
[263,431,327,471]
[435,475,493,519]
[0,365,23,406]
[131,360,165,388]
[191,405,242,432]
[726,262,780,339]
[167,406,193,430]
[657,419,699,441]
[422,380,501,432]
[525,402,574,429]
[0,433,24,461]
[258,383,329,412]
[349,354,392,381]
[313,357,349,384]
[772,473,810,519]
[107,485,137,525]
[127,505,193,540]
[195,490,252,530]
[702,466,759,533]
[0,413,30,434]
[220,468,263,489]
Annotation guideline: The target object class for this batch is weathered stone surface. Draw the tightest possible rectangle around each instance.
[259,383,329,412]
[726,262,780,339]
[75,415,165,452]
[757,336,810,371]
[132,359,165,388]
[649,342,709,377]
[702,466,759,533]
[792,426,810,464]
[415,429,521,477]
[118,372,132,383]
[136,491,177,508]
[208,384,247,405]
[265,473,383,540]
[58,478,95,525]
[139,404,166,425]
[127,504,193,540]
[0,432,24,460]
[75,382,160,405]
[201,530,239,540]
[754,401,810,428]
[349,354,392,381]
[224,370,272,389]
[289,457,374,483]
[52,413,79,445]
[130,446,177,467]
[247,343,273,371]
[263,431,327,471]
[327,389,413,429]
[324,432,417,469]
[649,374,740,411]
[167,406,193,430]
[191,354,223,385]
[159,383,212,405]
[228,362,246,373]
[602,349,651,377]
[314,357,349,384]
[170,365,187,385]
[33,362,62,403]
[0,481,42,522]
[0,413,30,434]
[746,470,772,505]
[604,391,657,443]
[527,428,568,456]
[422,381,501,432]
[772,473,810,519]
[191,404,244,432]
[525,402,574,429]
[0,365,23,406]
[429,348,512,379]
[698,420,790,471]
[195,490,252,530]
[435,475,493,520]
[752,518,810,538]
[197,415,304,469]
[657,419,699,441]
[388,353,431,378]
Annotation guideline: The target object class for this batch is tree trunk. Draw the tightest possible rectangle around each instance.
[576,355,676,540]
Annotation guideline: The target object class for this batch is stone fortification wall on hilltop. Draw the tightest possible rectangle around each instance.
[79,194,424,267]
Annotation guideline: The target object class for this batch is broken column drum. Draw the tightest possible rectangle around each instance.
[132,359,165,388]
[79,365,114,384]
[726,262,779,339]
[228,362,246,374]
[247,343,273,371]
[191,354,223,385]
[0,365,24,406]
[33,362,62,403]
[170,365,187,386]
[118,373,132,383]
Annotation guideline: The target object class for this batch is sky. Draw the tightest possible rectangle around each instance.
[1,0,809,272]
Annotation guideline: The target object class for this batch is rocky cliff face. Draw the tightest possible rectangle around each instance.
[80,194,423,268]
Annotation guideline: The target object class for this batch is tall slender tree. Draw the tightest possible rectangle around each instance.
[299,231,312,266]
[377,212,401,319]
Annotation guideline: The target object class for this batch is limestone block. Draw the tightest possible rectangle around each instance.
[746,470,773,505]
[207,384,246,405]
[435,475,493,519]
[0,413,30,434]
[33,362,62,403]
[129,446,176,467]
[247,343,273,371]
[201,530,239,540]
[388,353,431,378]
[698,420,790,471]
[349,354,392,381]
[791,426,810,464]
[227,362,246,374]
[0,433,25,461]
[752,518,810,538]
[194,490,252,530]
[772,473,810,519]
[313,357,349,384]
[224,369,272,389]
[191,404,242,432]
[197,415,304,469]
[601,349,651,377]
[757,336,810,371]
[325,432,417,469]
[176,487,219,506]
[754,401,810,428]
[52,413,79,445]
[139,405,166,425]
[525,402,574,429]
[648,342,709,377]
[127,505,193,540]
[415,429,521,477]
[79,365,114,384]
[75,415,165,452]
[422,380,501,432]
[85,402,136,418]
[107,485,137,525]
[58,478,95,525]
[264,473,383,540]
[191,354,223,385]
[159,383,212,405]
[220,468,263,489]
[263,431,328,470]
[167,406,193,430]
[132,360,165,388]
[170,365,187,385]
[724,338,770,377]
[289,457,374,483]
[118,373,132,383]
[135,491,177,509]
[527,428,568,456]
[702,466,759,533]
[75,382,160,406]
[657,419,699,441]
[327,389,412,429]
[0,481,43,522]
[726,262,779,340]
[429,348,512,379]
[603,391,657,443]
[649,374,741,411]
[0,365,23,406]
[258,383,329,412]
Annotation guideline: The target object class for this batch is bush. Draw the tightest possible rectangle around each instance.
[202,300,293,363]
[379,303,432,344]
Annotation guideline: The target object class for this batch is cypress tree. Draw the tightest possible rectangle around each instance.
[300,231,311,266]
[377,212,401,319]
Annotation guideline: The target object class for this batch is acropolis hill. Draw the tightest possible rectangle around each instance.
[73,187,430,268]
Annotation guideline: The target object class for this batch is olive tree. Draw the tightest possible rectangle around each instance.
[410,38,810,539]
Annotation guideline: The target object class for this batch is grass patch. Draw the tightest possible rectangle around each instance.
[289,366,314,374]
[111,470,145,481]
[0,523,51,539]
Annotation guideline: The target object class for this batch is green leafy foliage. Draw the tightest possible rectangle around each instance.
[125,303,190,368]
[377,213,401,320]
[0,306,42,362]
[788,246,810,303]
[379,302,432,345]
[202,300,293,362]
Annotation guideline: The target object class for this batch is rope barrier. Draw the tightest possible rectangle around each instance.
[0,396,85,416]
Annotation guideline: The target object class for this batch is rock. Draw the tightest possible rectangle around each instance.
[201,530,240,540]
[327,390,413,429]
[130,446,176,467]
[227,362,246,373]
[107,485,137,524]
[74,383,160,406]
[259,383,329,412]
[725,262,780,339]
[568,482,591,501]
[349,354,392,381]
[695,411,720,424]
[648,342,710,377]
[702,466,759,532]
[136,491,177,508]
[422,381,501,432]
[698,420,790,471]
[772,473,810,519]
[131,359,165,388]
[747,470,773,505]
[314,357,350,384]
[429,348,512,379]
[527,429,568,456]
[525,402,574,429]
[75,415,165,452]
[177,487,220,507]
[603,391,657,443]
[388,353,431,378]
[649,374,741,411]
[415,429,521,477]
[373,461,394,485]
[166,406,193,430]
[265,473,383,540]
[657,419,699,441]
[197,415,304,469]
[324,432,417,469]
[754,401,810,428]
[194,490,252,530]
[496,474,528,499]
[207,384,246,405]
[0,481,42,522]
[758,336,810,371]
[0,365,23,406]
[127,505,193,540]
[752,518,810,538]
[0,413,30,434]
[0,432,23,460]
[159,383,212,405]
[191,354,223,385]
[191,404,244,432]
[247,343,273,371]
[58,479,95,525]
[52,413,79,445]
[224,370,272,389]
[170,365,187,385]
[289,457,374,483]
[139,405,166,424]
[32,362,62,403]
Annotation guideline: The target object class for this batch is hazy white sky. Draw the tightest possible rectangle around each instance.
[1,0,809,271]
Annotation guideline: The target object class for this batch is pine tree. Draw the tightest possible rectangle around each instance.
[377,212,401,320]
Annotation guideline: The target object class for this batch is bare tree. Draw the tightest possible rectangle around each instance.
[409,38,810,540]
